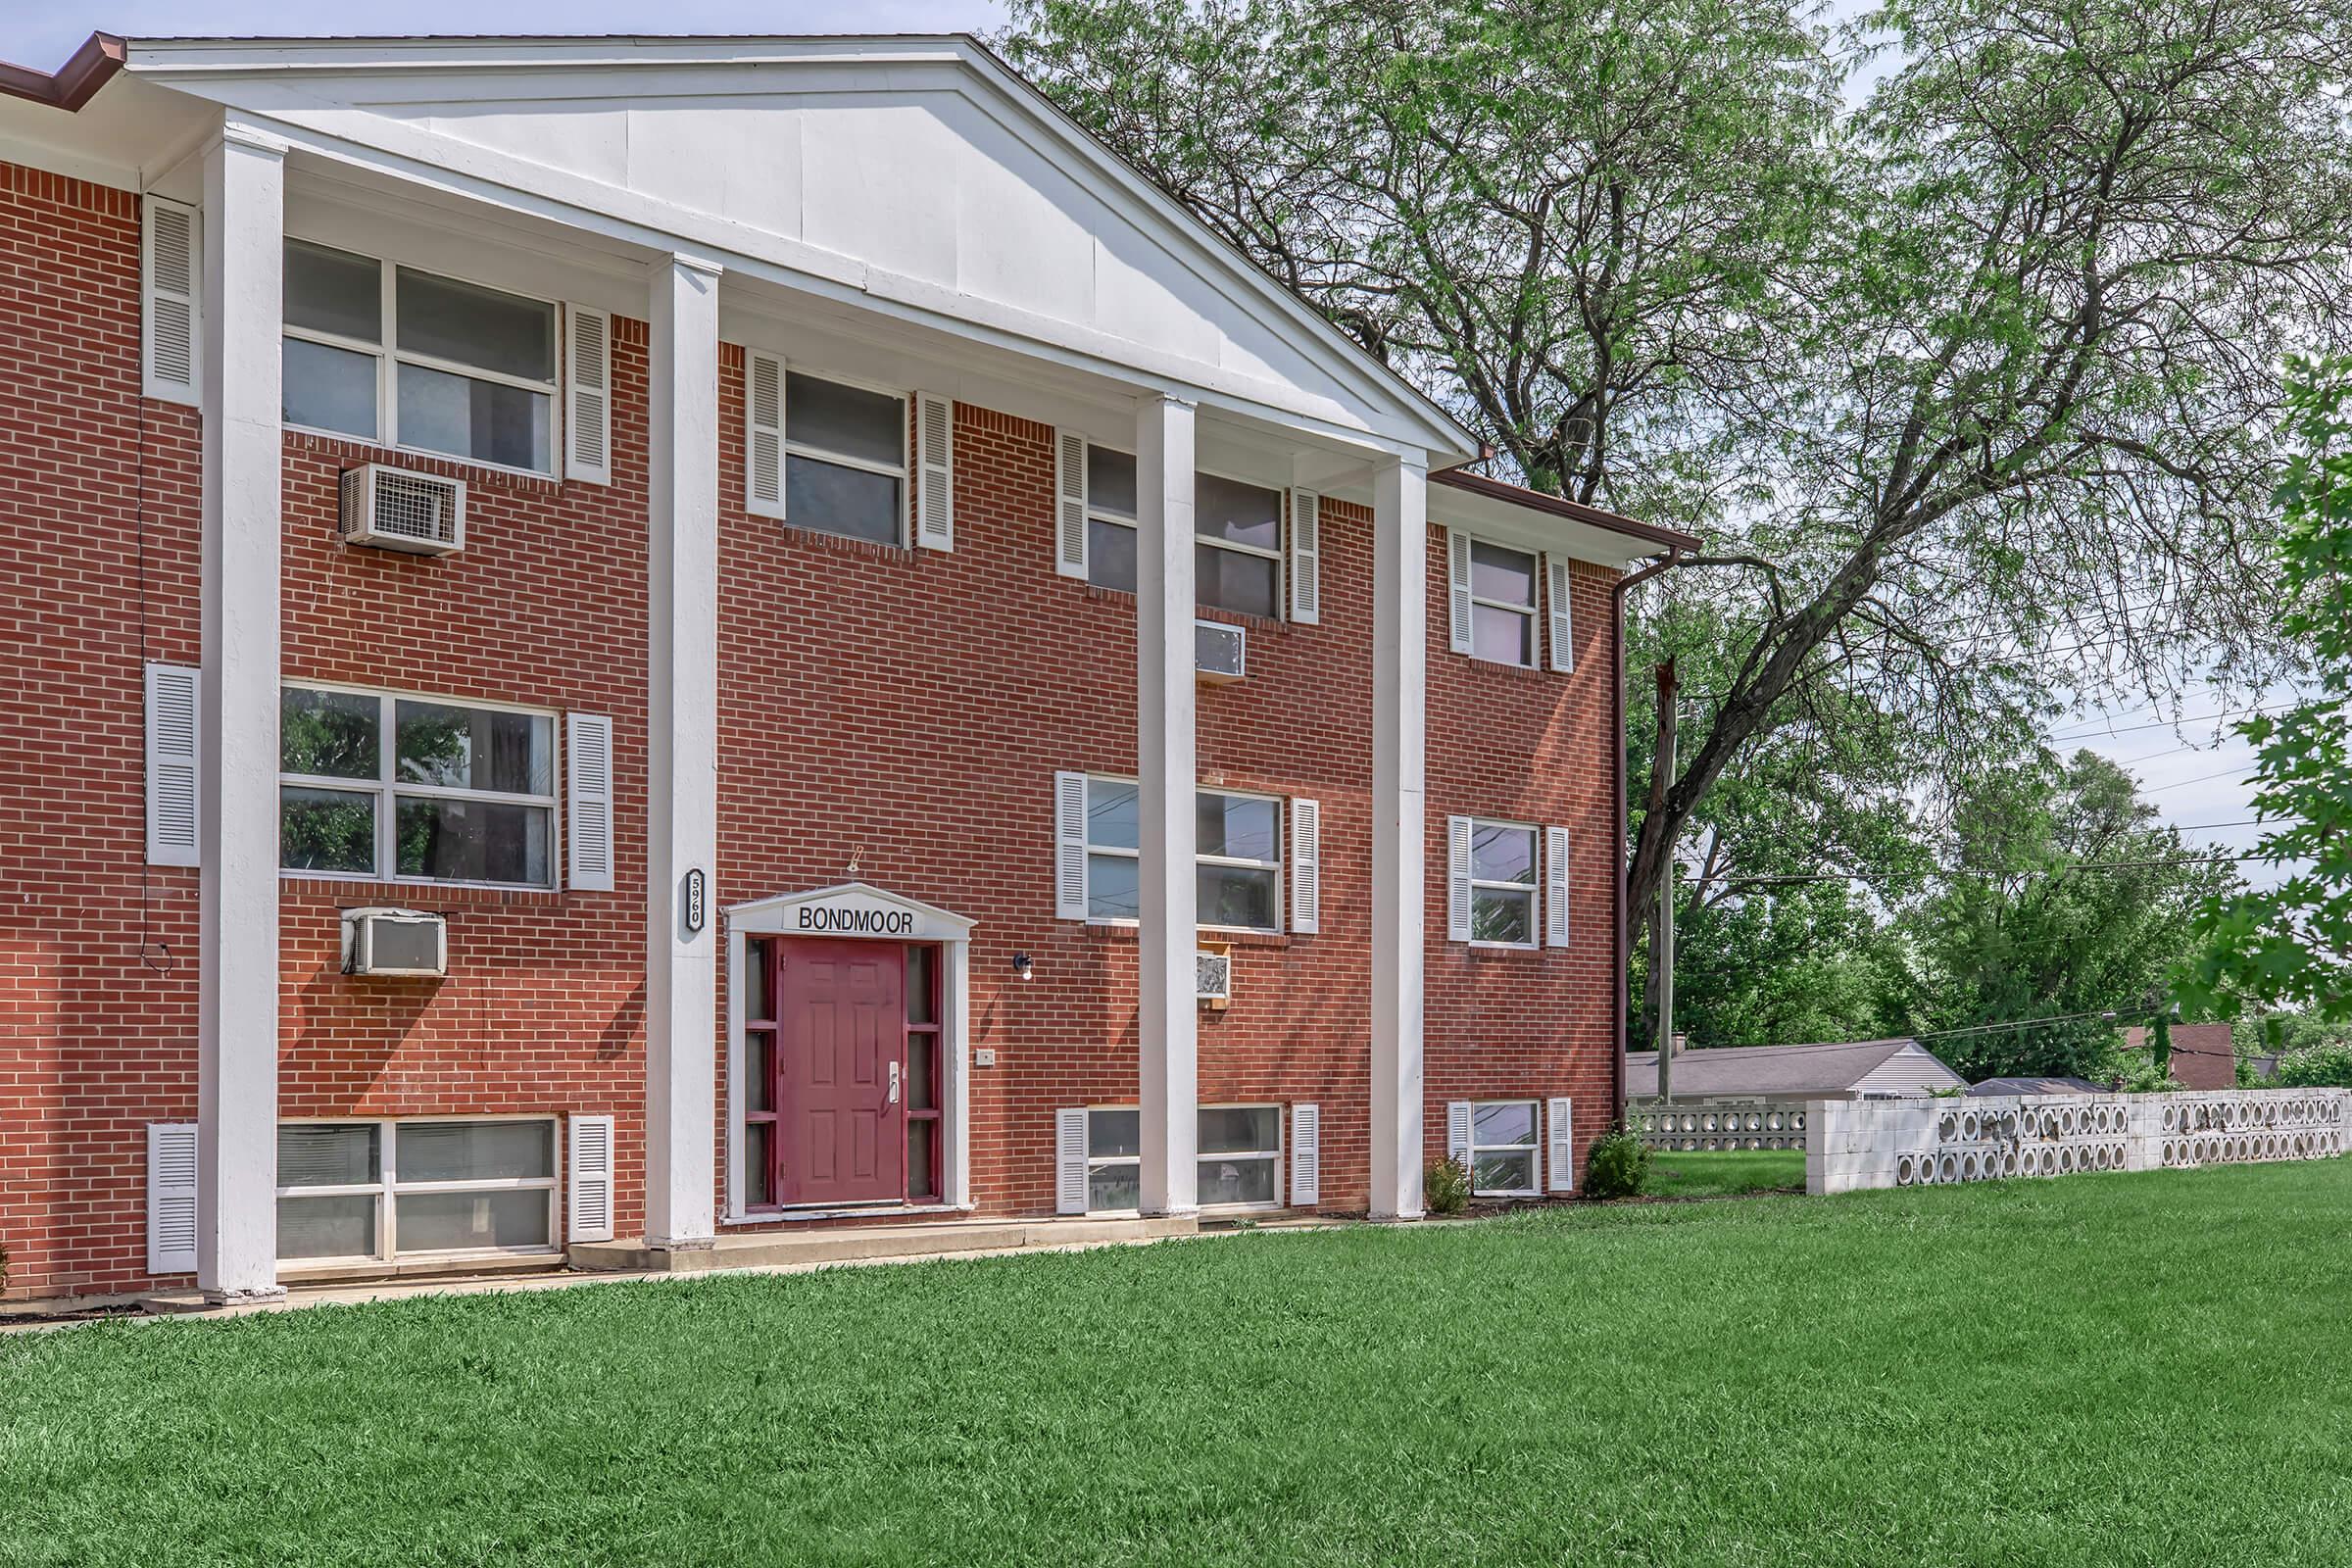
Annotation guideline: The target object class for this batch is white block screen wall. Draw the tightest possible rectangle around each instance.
[1805,1089,2352,1196]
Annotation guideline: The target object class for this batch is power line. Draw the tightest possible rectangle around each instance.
[2140,765,2253,795]
[2048,701,2300,742]
[1724,850,2269,890]
[1907,1005,2133,1042]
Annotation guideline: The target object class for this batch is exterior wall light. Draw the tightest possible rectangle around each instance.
[1011,953,1035,981]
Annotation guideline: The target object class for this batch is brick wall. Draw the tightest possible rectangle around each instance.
[1424,537,1622,1185]
[0,166,202,1298]
[1,153,1622,1297]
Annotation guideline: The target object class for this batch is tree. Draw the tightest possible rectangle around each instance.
[1005,0,2352,1001]
[1001,0,1840,513]
[2180,358,2352,1024]
[1892,752,2244,1079]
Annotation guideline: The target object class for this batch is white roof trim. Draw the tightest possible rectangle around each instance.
[119,33,1481,460]
[726,881,976,938]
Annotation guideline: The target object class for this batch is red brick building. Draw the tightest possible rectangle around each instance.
[0,32,1690,1302]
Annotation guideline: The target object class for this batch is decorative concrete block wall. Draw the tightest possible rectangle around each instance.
[1626,1098,1807,1152]
[1806,1089,2352,1196]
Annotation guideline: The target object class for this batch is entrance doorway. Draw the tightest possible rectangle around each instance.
[741,936,945,1210]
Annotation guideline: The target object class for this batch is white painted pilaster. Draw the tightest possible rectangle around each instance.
[195,120,286,1301]
[645,253,722,1251]
[1136,394,1199,1216]
[1369,456,1429,1219]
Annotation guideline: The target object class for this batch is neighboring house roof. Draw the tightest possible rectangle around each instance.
[1966,1076,2108,1097]
[1624,1039,1968,1099]
[2122,1024,2237,1091]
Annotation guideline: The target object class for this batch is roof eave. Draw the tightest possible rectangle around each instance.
[0,32,124,111]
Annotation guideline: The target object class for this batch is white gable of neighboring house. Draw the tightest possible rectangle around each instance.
[1852,1044,1969,1097]
[120,35,1476,460]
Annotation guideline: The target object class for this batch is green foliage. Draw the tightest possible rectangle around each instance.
[2181,358,2352,1024]
[1582,1125,1653,1200]
[1422,1156,1471,1216]
[2275,1042,2352,1089]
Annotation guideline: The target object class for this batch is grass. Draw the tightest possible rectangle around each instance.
[8,1162,2352,1566]
[1642,1146,1807,1198]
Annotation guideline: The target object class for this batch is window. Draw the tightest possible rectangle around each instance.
[1083,446,1283,618]
[786,371,906,545]
[276,1118,558,1263]
[280,685,557,888]
[1469,1102,1541,1196]
[1082,775,1282,932]
[1085,1104,1282,1212]
[904,944,945,1204]
[1468,539,1540,666]
[1467,818,1538,947]
[281,239,558,474]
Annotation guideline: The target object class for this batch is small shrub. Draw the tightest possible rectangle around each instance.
[1585,1124,1653,1200]
[1424,1156,1472,1215]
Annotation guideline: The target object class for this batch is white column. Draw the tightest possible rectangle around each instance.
[644,253,722,1250]
[1136,394,1199,1216]
[1369,455,1429,1219]
[195,121,286,1300]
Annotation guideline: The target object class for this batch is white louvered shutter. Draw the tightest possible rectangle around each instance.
[1546,553,1575,672]
[567,712,614,893]
[1289,796,1321,935]
[1544,825,1572,948]
[1548,1098,1574,1191]
[1446,1102,1473,1170]
[564,306,612,485]
[143,197,199,405]
[1291,1102,1320,1207]
[1446,528,1474,653]
[1054,771,1090,920]
[915,391,955,550]
[1289,489,1321,624]
[745,350,786,519]
[1055,1107,1090,1214]
[145,662,200,867]
[1446,815,1473,942]
[147,1121,199,1274]
[568,1113,615,1242]
[1054,428,1090,578]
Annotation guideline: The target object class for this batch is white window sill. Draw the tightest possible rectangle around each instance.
[280,868,558,896]
[285,422,558,485]
[1465,940,1541,953]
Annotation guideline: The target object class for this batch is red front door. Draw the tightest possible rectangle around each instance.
[775,938,906,1207]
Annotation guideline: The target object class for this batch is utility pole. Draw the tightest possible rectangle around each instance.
[1655,658,1677,1103]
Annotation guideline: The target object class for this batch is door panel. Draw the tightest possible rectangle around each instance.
[777,940,906,1206]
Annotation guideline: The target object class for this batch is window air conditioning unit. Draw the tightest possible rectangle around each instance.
[339,463,466,555]
[1196,946,1232,1009]
[1194,619,1247,684]
[341,907,448,978]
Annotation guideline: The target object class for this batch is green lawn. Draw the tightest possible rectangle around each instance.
[9,1163,2352,1566]
[1643,1146,1807,1197]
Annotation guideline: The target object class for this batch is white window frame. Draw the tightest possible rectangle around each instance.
[782,368,910,548]
[1082,773,1284,934]
[1082,445,1285,618]
[1083,1102,1285,1214]
[1465,536,1541,669]
[1470,1100,1543,1198]
[274,1115,561,1268]
[280,238,563,480]
[278,681,561,892]
[1467,815,1542,951]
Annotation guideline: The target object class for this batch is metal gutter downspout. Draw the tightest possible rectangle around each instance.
[1611,546,1683,1127]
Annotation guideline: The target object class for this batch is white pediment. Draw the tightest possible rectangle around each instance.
[728,881,973,943]
[123,36,1476,457]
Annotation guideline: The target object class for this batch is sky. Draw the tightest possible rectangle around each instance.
[6,2,2291,888]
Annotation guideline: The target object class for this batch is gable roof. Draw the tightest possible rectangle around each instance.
[1965,1076,2109,1097]
[1624,1039,1965,1099]
[27,30,1481,461]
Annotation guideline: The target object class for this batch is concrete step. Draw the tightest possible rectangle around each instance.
[569,1213,1200,1273]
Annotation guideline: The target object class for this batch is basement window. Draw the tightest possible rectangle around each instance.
[276,1118,558,1264]
[1084,1104,1283,1212]
[1470,1102,1541,1197]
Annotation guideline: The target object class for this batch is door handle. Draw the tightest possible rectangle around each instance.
[887,1059,902,1105]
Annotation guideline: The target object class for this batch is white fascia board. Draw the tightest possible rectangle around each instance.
[120,35,1480,463]
[1429,487,1670,569]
